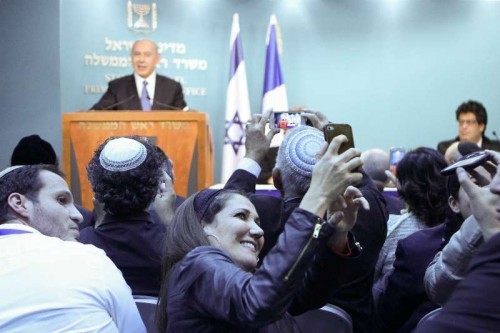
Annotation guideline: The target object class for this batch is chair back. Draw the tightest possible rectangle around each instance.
[416,307,442,329]
[294,304,353,333]
[134,296,158,333]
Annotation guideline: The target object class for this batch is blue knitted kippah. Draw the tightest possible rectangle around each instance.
[282,127,324,177]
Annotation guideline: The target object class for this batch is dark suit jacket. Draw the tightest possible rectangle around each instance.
[91,74,186,110]
[79,211,167,296]
[374,225,444,333]
[415,232,500,333]
[437,135,500,155]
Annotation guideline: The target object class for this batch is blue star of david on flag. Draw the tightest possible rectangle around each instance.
[224,111,245,155]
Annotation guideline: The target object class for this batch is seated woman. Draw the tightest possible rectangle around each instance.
[156,135,367,332]
[373,147,449,298]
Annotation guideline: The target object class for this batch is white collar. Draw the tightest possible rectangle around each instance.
[0,223,40,234]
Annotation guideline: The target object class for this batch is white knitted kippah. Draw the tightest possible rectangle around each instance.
[0,165,24,179]
[99,138,147,172]
[283,127,324,177]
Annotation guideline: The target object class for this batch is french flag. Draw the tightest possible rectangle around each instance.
[262,14,288,114]
[262,14,288,146]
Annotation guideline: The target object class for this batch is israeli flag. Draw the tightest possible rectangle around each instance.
[222,13,251,183]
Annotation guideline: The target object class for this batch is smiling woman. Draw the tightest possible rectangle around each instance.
[156,132,367,332]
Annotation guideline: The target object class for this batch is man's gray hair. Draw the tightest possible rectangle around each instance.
[275,126,324,197]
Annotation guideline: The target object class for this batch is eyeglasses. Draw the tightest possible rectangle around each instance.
[458,119,478,126]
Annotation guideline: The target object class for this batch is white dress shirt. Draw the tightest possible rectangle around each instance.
[0,224,146,333]
[134,72,157,102]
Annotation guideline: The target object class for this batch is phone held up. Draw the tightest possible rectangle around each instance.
[389,148,406,176]
[269,111,306,129]
[323,123,355,155]
[440,151,489,176]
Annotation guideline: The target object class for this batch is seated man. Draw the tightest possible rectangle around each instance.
[361,148,405,215]
[79,136,171,296]
[10,134,93,231]
[0,165,144,332]
[437,100,500,154]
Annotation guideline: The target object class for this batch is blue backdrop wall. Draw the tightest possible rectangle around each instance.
[2,0,500,188]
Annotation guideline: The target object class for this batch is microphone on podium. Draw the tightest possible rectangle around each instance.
[90,95,138,111]
[493,131,499,141]
[150,98,189,111]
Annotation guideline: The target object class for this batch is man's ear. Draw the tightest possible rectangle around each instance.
[479,123,485,134]
[448,195,461,214]
[272,168,285,197]
[7,193,31,218]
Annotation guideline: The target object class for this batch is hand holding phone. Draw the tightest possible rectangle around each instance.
[440,151,489,176]
[269,111,306,129]
[323,123,355,154]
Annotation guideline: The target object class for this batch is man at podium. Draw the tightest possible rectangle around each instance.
[91,39,186,111]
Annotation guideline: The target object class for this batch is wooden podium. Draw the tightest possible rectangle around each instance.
[62,111,214,209]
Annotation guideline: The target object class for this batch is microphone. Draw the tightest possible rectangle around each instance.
[92,95,137,111]
[150,98,188,111]
[493,131,499,141]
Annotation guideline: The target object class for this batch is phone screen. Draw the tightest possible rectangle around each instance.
[389,148,406,176]
[269,111,305,129]
[323,124,355,154]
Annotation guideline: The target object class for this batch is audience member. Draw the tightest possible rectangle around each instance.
[10,134,93,230]
[372,173,467,333]
[424,163,492,306]
[91,39,186,110]
[0,165,145,332]
[223,110,388,333]
[437,100,500,154]
[156,133,366,332]
[373,148,448,298]
[415,149,500,332]
[79,136,170,296]
[11,134,59,166]
[361,148,405,215]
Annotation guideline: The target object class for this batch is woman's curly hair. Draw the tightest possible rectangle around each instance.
[87,136,163,215]
[396,147,449,227]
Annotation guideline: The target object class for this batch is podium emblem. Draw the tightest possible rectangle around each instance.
[127,1,157,33]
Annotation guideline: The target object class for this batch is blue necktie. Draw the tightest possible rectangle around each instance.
[141,81,151,111]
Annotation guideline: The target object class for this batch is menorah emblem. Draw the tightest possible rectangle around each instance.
[127,1,157,33]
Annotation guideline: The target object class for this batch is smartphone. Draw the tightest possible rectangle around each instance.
[323,123,355,154]
[440,151,489,176]
[389,148,406,176]
[269,111,306,129]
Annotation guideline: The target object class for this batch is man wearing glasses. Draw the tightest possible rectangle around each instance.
[437,100,500,155]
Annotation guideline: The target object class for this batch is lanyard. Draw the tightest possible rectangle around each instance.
[0,229,32,236]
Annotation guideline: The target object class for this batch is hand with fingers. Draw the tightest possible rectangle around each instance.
[299,134,364,219]
[300,109,331,131]
[457,149,500,241]
[244,109,280,165]
[384,170,397,187]
[326,185,370,252]
[153,170,177,225]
